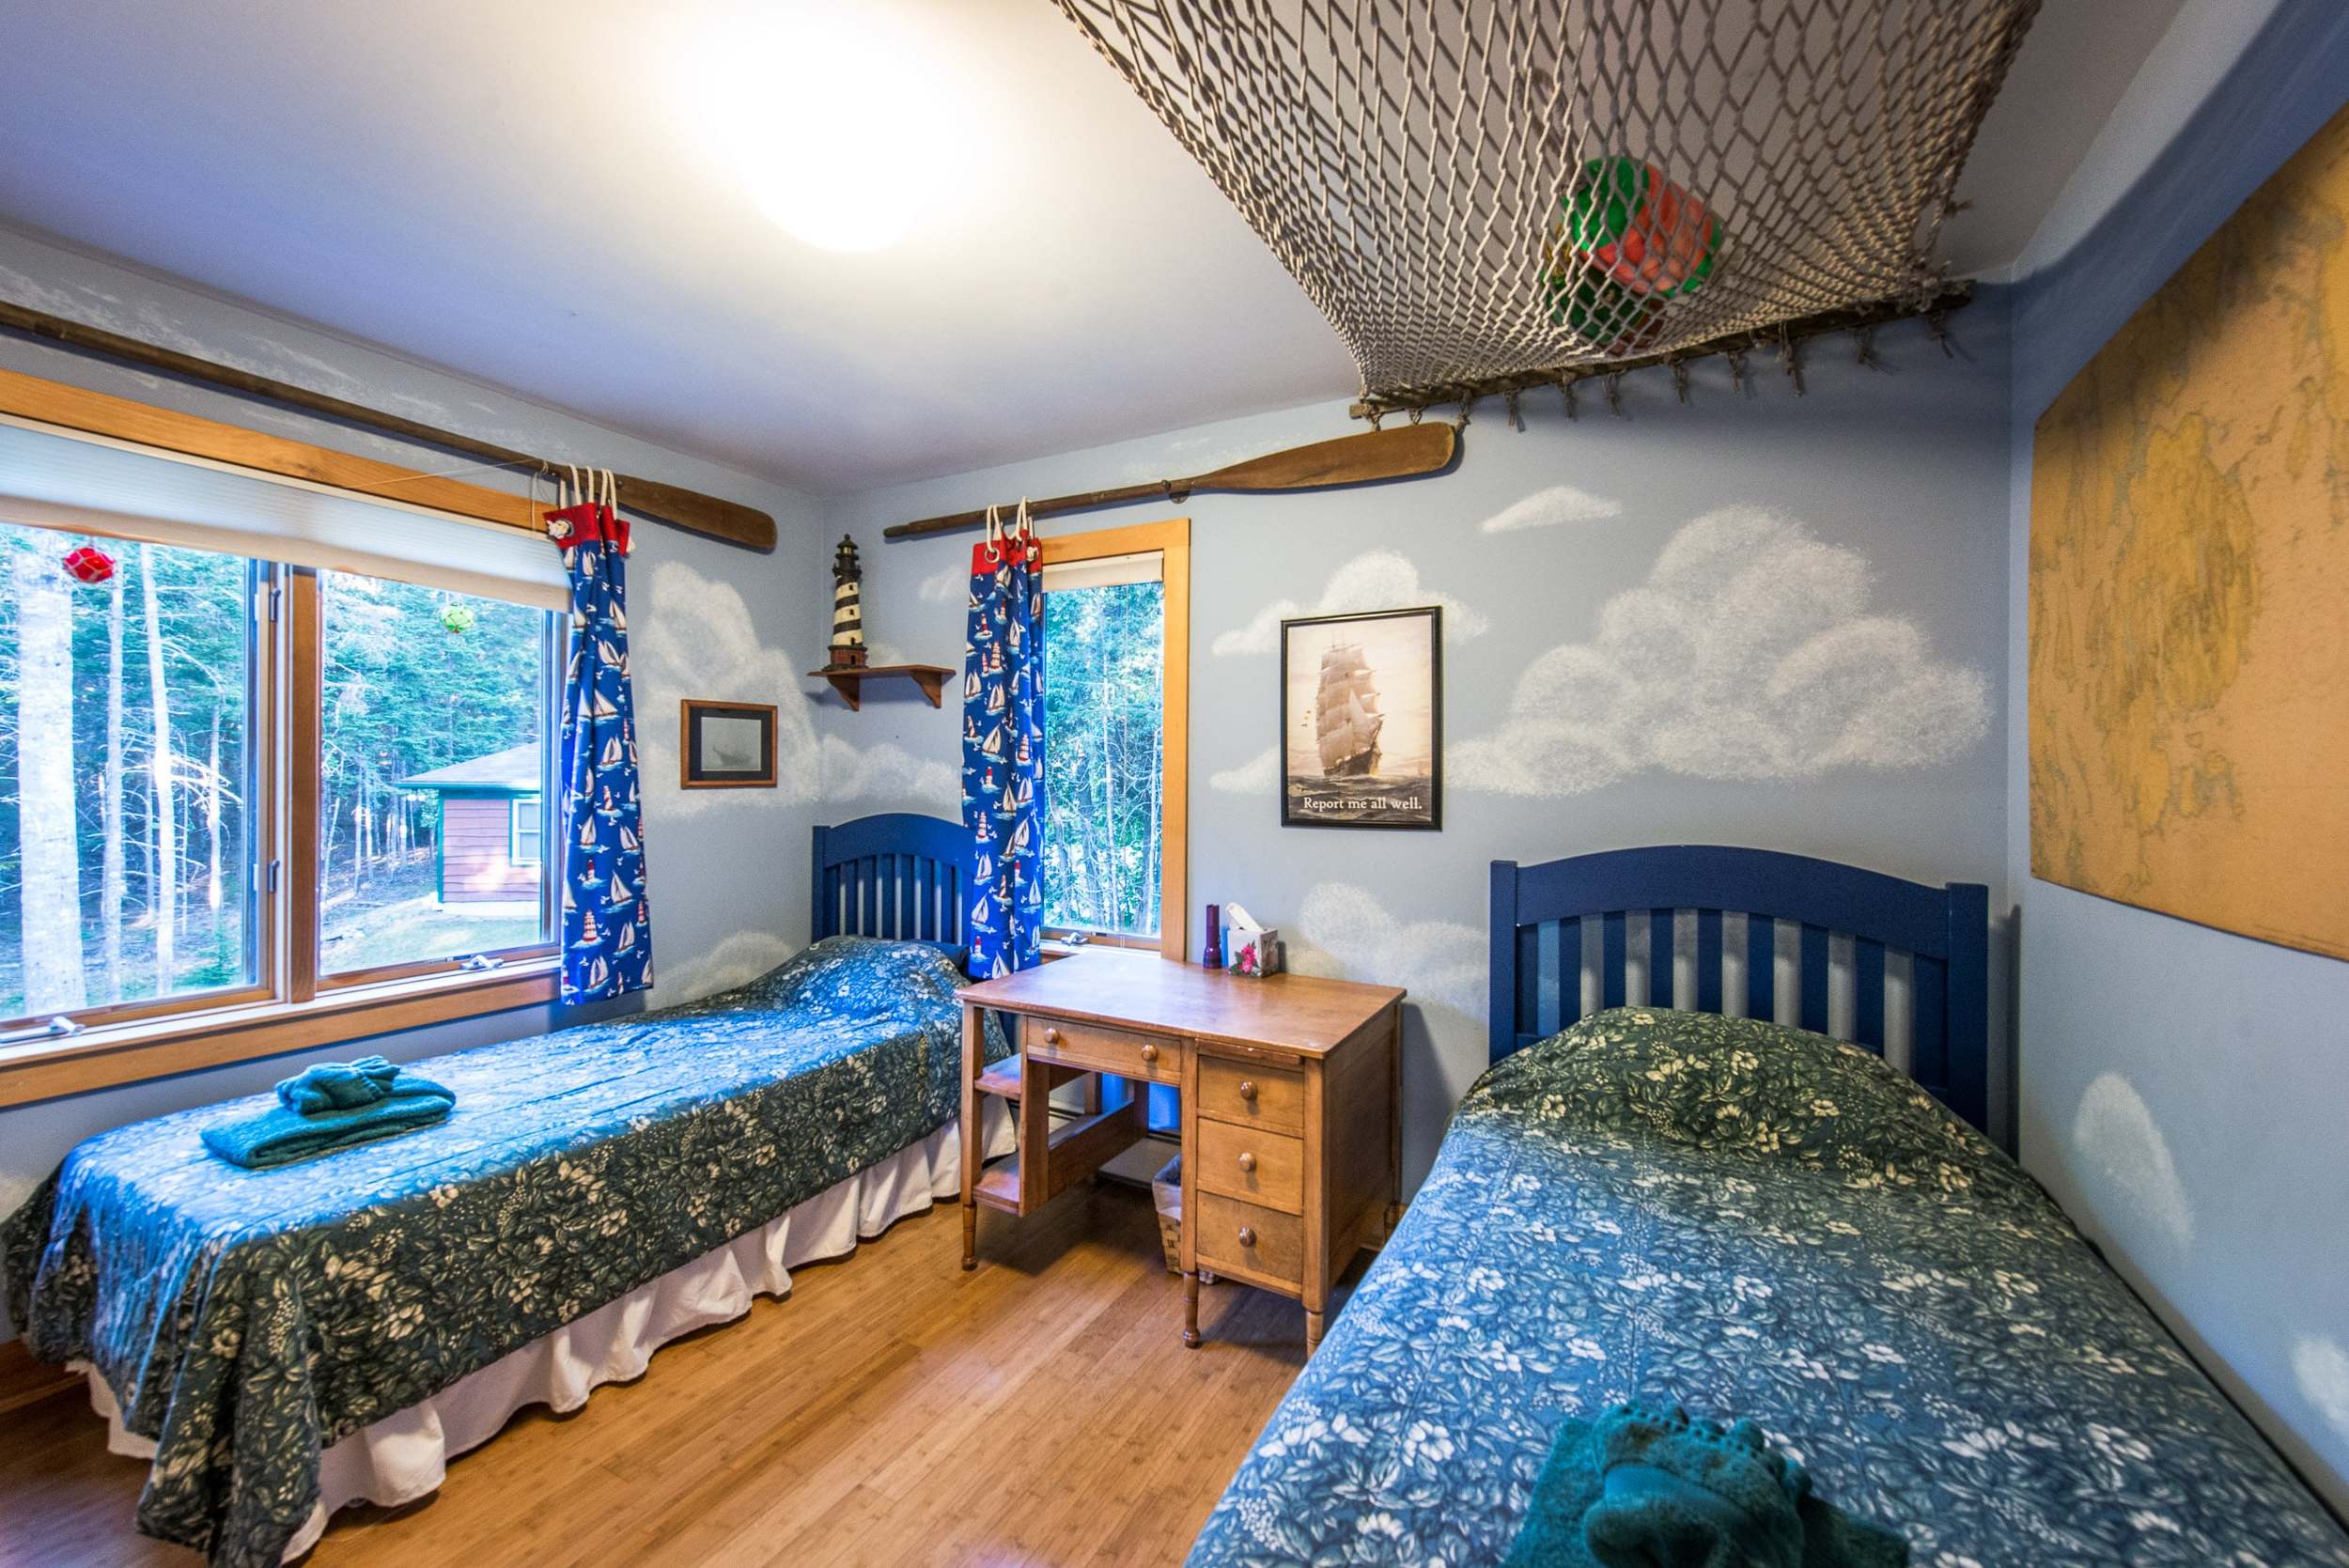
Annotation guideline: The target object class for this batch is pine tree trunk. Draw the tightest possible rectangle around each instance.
[140,544,177,994]
[1093,625,1112,930]
[101,574,127,1003]
[206,706,222,918]
[12,543,88,1013]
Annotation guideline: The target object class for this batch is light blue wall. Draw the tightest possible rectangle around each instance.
[0,224,834,1316]
[2004,2,2349,1513]
[824,300,2016,1192]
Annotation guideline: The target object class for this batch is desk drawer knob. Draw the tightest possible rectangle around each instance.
[1140,1042,1159,1064]
[1237,1151,1257,1174]
[1237,1226,1257,1249]
[1043,1027,1060,1045]
[1237,1079,1258,1102]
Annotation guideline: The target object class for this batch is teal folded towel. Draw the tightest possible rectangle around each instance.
[206,1059,457,1169]
[1503,1403,1907,1568]
[277,1053,451,1114]
[202,1094,453,1169]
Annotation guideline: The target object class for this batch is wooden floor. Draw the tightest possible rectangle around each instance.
[0,1182,1330,1568]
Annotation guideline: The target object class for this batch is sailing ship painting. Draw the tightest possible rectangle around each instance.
[1279,606,1442,830]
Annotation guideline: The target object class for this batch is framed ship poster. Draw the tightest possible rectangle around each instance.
[1280,605,1441,830]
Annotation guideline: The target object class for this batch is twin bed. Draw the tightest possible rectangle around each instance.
[11,828,2347,1566]
[1189,846,2349,1566]
[4,813,1005,1568]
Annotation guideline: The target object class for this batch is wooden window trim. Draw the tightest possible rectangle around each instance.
[0,959,561,1109]
[0,365,537,535]
[0,368,570,1104]
[1035,518,1190,962]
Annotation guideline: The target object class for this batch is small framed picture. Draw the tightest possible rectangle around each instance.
[679,699,778,789]
[1280,606,1441,830]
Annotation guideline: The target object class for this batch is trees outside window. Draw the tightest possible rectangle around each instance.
[1040,580,1164,939]
[0,525,253,1019]
[0,521,557,1028]
[317,572,549,978]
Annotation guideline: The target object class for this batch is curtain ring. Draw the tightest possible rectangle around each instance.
[983,504,1003,564]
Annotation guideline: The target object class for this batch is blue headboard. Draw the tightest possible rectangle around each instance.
[811,813,972,950]
[1490,846,1989,1132]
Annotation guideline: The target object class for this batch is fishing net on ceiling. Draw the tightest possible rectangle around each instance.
[1053,0,2040,417]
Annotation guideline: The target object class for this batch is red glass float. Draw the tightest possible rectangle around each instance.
[1563,157,1720,296]
[1548,157,1722,353]
[63,545,117,584]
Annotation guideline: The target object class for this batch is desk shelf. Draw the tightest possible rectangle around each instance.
[971,1099,1143,1217]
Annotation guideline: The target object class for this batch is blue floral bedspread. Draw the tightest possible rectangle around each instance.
[2,936,1004,1568]
[1189,1009,2349,1567]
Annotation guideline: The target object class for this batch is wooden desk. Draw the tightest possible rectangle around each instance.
[958,951,1405,1352]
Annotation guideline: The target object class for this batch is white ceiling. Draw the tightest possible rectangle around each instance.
[0,0,2184,496]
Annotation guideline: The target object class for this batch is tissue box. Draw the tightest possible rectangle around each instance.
[1223,926,1281,977]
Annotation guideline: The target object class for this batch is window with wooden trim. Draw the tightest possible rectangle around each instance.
[312,571,558,985]
[0,371,569,1099]
[2,524,263,1025]
[1035,520,1189,960]
[0,532,562,1030]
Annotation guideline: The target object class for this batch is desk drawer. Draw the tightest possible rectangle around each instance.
[1194,1192,1303,1286]
[1025,1016,1179,1084]
[1194,1118,1303,1215]
[1197,1055,1303,1135]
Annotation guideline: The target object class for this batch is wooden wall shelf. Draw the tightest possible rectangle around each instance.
[809,662,953,710]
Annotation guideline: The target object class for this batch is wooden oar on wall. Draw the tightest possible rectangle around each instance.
[882,422,1457,539]
[0,298,778,552]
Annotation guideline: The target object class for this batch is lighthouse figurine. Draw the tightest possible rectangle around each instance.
[828,535,867,670]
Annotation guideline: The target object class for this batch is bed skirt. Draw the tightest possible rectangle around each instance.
[76,1097,1014,1561]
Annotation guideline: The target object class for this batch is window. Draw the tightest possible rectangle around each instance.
[0,372,575,1090]
[1041,570,1164,938]
[510,796,543,867]
[0,531,560,1025]
[1035,521,1190,957]
[316,572,552,981]
[0,524,259,1021]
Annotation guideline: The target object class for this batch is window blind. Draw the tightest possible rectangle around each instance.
[1039,550,1162,592]
[0,412,571,610]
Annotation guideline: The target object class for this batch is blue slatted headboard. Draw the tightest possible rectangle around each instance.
[811,813,972,950]
[1489,846,1989,1133]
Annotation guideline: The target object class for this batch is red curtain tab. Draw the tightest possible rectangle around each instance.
[543,502,630,554]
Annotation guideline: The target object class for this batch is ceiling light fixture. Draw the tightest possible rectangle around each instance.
[677,3,980,255]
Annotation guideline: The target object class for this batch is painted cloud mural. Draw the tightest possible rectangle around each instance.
[819,735,958,808]
[917,566,964,604]
[657,927,797,1003]
[1210,747,1280,794]
[635,559,957,815]
[1452,507,1990,796]
[1478,483,1624,534]
[2070,1071,2196,1252]
[1287,882,1484,1016]
[1213,549,1489,657]
[2295,1335,2349,1436]
[635,560,822,812]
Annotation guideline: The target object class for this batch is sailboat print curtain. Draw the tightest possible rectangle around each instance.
[961,505,1046,978]
[545,471,652,1002]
